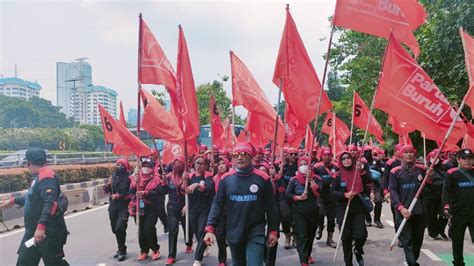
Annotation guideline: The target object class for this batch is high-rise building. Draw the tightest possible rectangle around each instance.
[56,58,92,121]
[0,77,41,100]
[84,85,118,125]
[127,108,138,127]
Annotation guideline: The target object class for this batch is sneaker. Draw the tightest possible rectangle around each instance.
[137,252,148,261]
[374,220,384,229]
[185,245,193,253]
[429,234,442,241]
[439,232,449,240]
[117,252,127,262]
[113,250,120,258]
[166,258,176,265]
[164,226,168,234]
[315,229,323,240]
[284,234,291,249]
[365,219,372,227]
[308,256,315,264]
[353,247,364,266]
[193,260,202,266]
[151,250,161,260]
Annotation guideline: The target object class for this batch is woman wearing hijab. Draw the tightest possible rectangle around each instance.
[184,156,215,266]
[129,156,167,261]
[103,158,132,261]
[331,151,373,266]
[212,158,231,266]
[165,156,193,265]
[286,157,321,266]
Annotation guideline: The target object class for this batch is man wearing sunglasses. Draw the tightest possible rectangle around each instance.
[281,147,299,248]
[204,142,279,266]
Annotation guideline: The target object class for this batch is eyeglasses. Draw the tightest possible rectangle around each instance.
[232,152,250,158]
[341,156,352,161]
[289,153,298,156]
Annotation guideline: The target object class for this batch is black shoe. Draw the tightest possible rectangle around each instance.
[365,220,372,227]
[118,252,127,261]
[353,247,364,266]
[113,250,120,258]
[316,229,323,240]
[439,232,449,240]
[164,226,168,234]
[397,240,403,248]
[429,234,442,240]
[374,220,384,229]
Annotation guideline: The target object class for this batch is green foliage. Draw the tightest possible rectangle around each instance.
[0,95,73,128]
[327,0,474,150]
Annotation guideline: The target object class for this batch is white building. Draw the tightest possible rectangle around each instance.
[0,77,41,100]
[84,85,118,125]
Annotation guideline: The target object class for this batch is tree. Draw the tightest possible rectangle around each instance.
[196,79,233,125]
[326,71,346,101]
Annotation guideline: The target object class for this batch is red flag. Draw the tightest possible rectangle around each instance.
[322,112,350,155]
[175,25,200,140]
[162,139,199,165]
[353,92,384,144]
[462,123,474,150]
[333,0,426,57]
[98,104,151,157]
[388,115,415,135]
[210,96,225,148]
[285,106,306,147]
[399,132,413,145]
[140,88,184,142]
[139,17,176,88]
[273,7,332,125]
[247,111,285,146]
[460,28,474,110]
[119,101,126,127]
[237,130,247,143]
[374,33,467,145]
[304,125,313,153]
[222,118,236,149]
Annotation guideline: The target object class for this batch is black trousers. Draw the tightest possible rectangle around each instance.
[157,195,168,230]
[17,231,69,266]
[135,206,160,253]
[373,188,383,222]
[395,213,426,266]
[318,199,336,233]
[265,243,278,266]
[277,194,292,234]
[425,192,448,237]
[293,206,319,264]
[451,214,474,266]
[336,211,367,266]
[167,207,192,259]
[216,222,228,264]
[108,203,129,252]
[189,208,210,261]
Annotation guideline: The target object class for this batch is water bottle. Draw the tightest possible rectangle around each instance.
[139,198,145,216]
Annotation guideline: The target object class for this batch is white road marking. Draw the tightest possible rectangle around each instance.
[385,220,394,227]
[96,264,107,266]
[421,248,442,261]
[0,205,108,238]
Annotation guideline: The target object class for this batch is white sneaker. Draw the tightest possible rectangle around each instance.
[193,260,202,266]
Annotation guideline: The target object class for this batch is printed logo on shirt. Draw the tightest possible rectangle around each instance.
[200,180,205,187]
[229,194,257,202]
[417,175,423,181]
[341,182,346,187]
[458,181,474,188]
[250,184,259,193]
[331,169,336,173]
[401,183,416,190]
[321,174,331,179]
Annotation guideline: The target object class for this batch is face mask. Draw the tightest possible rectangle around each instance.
[430,158,439,165]
[116,166,127,174]
[298,165,309,174]
[141,167,152,175]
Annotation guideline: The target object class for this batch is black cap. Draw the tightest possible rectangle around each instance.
[457,149,473,159]
[140,156,155,167]
[25,147,47,165]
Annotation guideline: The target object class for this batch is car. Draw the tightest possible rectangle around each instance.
[0,149,50,167]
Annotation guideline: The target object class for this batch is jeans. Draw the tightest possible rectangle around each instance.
[228,235,265,266]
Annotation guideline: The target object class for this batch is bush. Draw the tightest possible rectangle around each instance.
[0,163,130,193]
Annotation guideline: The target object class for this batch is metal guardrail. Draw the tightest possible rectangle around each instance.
[0,152,134,169]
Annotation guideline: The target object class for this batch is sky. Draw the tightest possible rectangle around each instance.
[1,0,337,117]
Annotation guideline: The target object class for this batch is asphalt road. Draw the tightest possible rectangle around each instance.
[1,202,472,265]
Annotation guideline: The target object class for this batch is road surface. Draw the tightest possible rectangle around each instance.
[1,202,473,265]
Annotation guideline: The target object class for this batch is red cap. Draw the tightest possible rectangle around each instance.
[395,144,404,152]
[400,145,415,154]
[298,156,310,166]
[322,147,332,156]
[233,142,255,156]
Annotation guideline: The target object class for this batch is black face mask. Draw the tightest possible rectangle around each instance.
[116,166,127,175]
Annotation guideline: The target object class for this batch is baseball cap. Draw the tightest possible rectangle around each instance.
[457,149,473,159]
[25,147,47,165]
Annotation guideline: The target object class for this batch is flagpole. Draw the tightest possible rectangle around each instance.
[271,79,283,168]
[349,91,355,145]
[135,12,144,239]
[389,100,466,250]
[311,25,335,150]
[332,111,336,158]
[423,133,427,166]
[232,106,236,145]
[152,138,166,176]
[334,41,390,260]
[182,140,190,244]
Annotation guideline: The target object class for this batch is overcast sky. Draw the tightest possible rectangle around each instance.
[1,0,336,117]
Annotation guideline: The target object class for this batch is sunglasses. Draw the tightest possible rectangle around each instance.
[232,152,250,158]
[341,156,352,161]
[289,153,298,156]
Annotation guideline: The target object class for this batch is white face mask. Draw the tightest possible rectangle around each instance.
[141,167,152,174]
[298,165,309,175]
[430,158,439,165]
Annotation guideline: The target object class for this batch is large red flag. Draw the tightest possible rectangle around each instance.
[304,125,314,153]
[140,88,184,142]
[333,0,426,57]
[462,123,474,150]
[162,139,199,165]
[175,25,200,141]
[284,106,306,147]
[119,101,126,127]
[210,96,225,148]
[399,132,413,146]
[273,7,332,126]
[98,104,151,157]
[246,111,285,146]
[353,92,384,144]
[322,112,350,155]
[388,115,415,135]
[374,33,467,145]
[139,17,176,88]
[460,28,474,110]
[112,101,130,156]
[222,118,236,149]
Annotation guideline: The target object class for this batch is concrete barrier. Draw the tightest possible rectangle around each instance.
[0,179,106,231]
